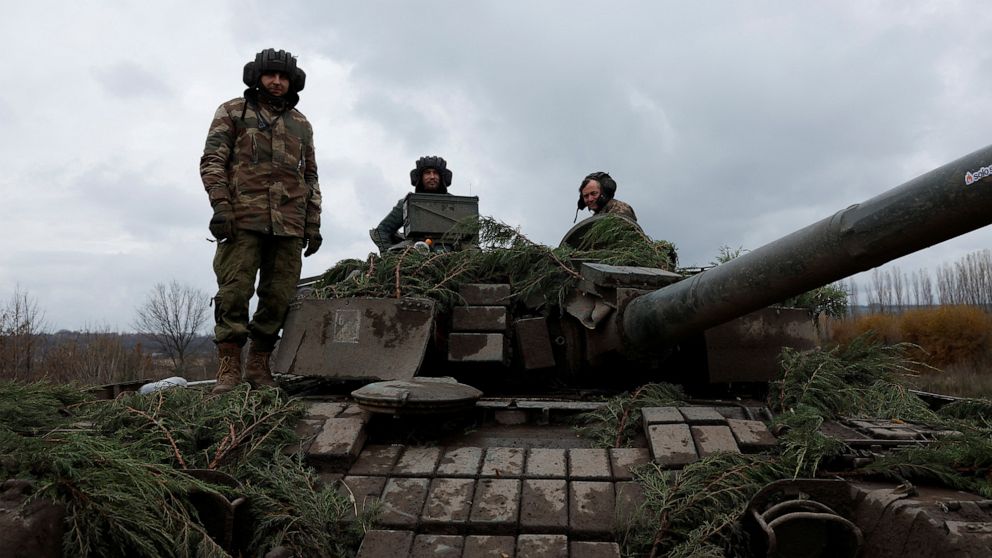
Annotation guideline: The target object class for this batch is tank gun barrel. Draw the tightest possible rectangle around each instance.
[622,144,992,351]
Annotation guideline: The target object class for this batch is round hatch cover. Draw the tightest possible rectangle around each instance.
[351,377,483,415]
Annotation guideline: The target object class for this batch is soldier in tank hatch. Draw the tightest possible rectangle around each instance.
[200,48,322,394]
[575,171,637,222]
[370,155,453,252]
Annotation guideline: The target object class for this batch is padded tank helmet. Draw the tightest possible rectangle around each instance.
[577,171,617,210]
[243,48,307,93]
[410,155,453,193]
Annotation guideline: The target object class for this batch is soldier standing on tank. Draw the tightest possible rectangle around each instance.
[200,48,322,394]
[370,156,453,252]
[575,171,637,222]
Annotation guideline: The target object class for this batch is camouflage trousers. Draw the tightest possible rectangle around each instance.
[212,230,303,351]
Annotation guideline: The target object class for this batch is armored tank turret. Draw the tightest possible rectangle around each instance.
[276,144,992,391]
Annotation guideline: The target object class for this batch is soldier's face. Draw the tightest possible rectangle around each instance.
[260,71,289,97]
[582,181,603,210]
[421,169,441,192]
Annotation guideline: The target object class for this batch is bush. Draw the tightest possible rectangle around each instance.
[829,306,992,370]
[830,313,901,345]
[900,305,992,367]
[39,332,152,384]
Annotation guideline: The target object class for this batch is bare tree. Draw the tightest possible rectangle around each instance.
[957,250,992,308]
[911,269,934,307]
[869,268,893,312]
[954,258,976,306]
[891,267,905,309]
[133,281,210,373]
[858,251,992,312]
[936,264,954,305]
[0,286,46,380]
[845,278,860,312]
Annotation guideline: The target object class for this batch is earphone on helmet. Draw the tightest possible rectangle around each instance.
[577,171,616,210]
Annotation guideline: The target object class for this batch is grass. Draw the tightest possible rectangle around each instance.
[825,308,992,398]
[901,360,992,398]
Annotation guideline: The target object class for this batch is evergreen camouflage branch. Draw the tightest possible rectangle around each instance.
[0,382,366,557]
[313,215,676,311]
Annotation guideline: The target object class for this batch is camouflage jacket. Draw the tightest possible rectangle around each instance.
[596,198,637,222]
[200,95,321,238]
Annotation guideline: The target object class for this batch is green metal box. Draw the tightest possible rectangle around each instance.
[403,193,479,239]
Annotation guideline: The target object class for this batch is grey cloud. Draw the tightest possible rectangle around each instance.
[351,91,440,152]
[93,60,173,100]
[319,155,399,230]
[0,98,12,129]
[54,164,207,244]
[5,247,216,331]
[8,2,992,329]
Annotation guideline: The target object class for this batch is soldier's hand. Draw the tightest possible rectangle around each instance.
[304,230,322,257]
[209,203,235,241]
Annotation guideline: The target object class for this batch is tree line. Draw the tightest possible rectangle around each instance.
[842,248,992,313]
[0,281,211,383]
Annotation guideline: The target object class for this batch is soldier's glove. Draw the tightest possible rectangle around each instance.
[303,228,322,257]
[209,202,235,241]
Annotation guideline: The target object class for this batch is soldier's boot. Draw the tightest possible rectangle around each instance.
[244,344,277,388]
[211,342,243,395]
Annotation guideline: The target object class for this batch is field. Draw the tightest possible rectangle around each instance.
[826,305,992,398]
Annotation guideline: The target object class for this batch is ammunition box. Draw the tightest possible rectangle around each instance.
[403,193,479,240]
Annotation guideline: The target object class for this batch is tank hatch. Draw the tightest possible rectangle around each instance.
[273,297,435,381]
[351,377,483,415]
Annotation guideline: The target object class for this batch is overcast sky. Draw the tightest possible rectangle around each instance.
[3,1,991,331]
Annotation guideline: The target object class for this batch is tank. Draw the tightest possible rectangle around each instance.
[263,144,992,556]
[12,147,992,557]
[277,143,992,388]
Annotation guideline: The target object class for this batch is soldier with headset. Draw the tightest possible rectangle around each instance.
[575,171,637,222]
[200,48,322,393]
[370,156,453,252]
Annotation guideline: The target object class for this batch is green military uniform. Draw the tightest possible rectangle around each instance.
[200,92,321,351]
[371,198,406,252]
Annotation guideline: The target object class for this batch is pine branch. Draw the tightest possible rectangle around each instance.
[125,406,187,469]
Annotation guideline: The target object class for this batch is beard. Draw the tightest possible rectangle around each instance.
[264,83,286,97]
[257,87,291,111]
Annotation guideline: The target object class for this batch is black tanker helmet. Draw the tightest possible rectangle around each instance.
[243,48,307,93]
[410,156,452,193]
[577,171,617,210]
